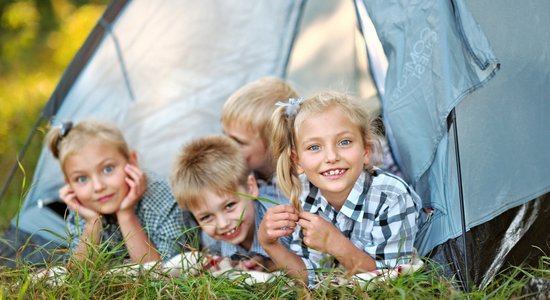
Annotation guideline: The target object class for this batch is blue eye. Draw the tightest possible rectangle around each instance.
[103,165,114,174]
[76,176,87,183]
[339,139,351,146]
[307,145,320,151]
[225,202,236,210]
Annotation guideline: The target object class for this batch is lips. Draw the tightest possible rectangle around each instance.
[321,168,347,177]
[219,225,242,241]
[97,194,114,203]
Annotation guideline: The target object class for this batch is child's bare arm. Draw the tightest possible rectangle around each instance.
[298,212,377,274]
[72,218,103,261]
[117,211,161,262]
[258,205,308,281]
[117,164,161,263]
[59,184,103,261]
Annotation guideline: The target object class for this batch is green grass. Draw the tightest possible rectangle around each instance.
[0,249,548,299]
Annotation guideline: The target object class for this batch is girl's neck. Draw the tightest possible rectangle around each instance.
[328,198,345,212]
[321,186,354,212]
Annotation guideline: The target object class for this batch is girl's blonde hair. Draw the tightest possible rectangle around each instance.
[270,91,382,209]
[45,120,130,172]
[171,135,249,211]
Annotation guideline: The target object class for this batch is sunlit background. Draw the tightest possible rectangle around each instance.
[0,0,380,230]
[0,0,109,230]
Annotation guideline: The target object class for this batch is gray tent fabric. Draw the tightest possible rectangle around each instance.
[362,0,500,186]
[15,0,305,244]
[359,0,550,286]
[361,0,504,255]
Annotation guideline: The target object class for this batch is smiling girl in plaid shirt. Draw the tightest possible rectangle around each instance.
[258,91,421,286]
[46,120,194,264]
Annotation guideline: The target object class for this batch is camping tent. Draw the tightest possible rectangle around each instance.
[359,0,550,288]
[2,0,549,289]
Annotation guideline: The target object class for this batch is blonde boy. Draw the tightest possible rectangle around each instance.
[171,135,290,271]
[221,76,299,202]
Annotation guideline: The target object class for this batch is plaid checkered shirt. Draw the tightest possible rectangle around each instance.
[290,168,421,285]
[67,171,197,261]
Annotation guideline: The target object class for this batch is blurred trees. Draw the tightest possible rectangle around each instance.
[0,0,108,229]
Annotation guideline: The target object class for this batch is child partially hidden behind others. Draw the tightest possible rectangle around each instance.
[171,135,291,271]
[46,120,196,264]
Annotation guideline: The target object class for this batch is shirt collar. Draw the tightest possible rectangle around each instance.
[301,171,369,222]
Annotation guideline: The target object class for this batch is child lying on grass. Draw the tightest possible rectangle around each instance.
[171,134,292,271]
[46,120,196,264]
[259,92,422,286]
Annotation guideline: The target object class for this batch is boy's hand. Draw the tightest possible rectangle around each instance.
[298,211,344,254]
[118,164,147,213]
[258,205,299,246]
[59,184,100,222]
[237,255,268,271]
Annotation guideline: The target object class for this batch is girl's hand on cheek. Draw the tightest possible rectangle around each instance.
[298,211,342,254]
[59,184,100,222]
[258,205,299,246]
[118,164,147,213]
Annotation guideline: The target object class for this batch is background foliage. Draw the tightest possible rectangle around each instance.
[0,0,109,230]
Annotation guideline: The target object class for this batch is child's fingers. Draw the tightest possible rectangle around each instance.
[58,184,73,199]
[298,211,316,220]
[125,176,137,189]
[125,164,146,183]
[270,204,298,214]
[270,219,296,231]
[63,195,80,211]
[125,164,147,196]
[297,217,311,229]
[266,227,294,239]
[267,205,299,222]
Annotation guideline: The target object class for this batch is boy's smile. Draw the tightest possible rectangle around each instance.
[191,185,257,250]
[294,106,369,210]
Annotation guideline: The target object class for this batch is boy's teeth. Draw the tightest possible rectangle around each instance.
[225,228,236,236]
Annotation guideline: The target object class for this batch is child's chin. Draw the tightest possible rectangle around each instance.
[98,205,119,215]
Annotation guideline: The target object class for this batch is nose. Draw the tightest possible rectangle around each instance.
[92,176,106,192]
[216,214,231,230]
[325,145,340,163]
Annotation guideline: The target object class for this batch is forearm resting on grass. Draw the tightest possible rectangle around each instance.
[263,241,308,281]
[258,205,307,281]
[117,210,161,263]
[298,212,377,274]
[327,234,377,274]
[73,217,103,262]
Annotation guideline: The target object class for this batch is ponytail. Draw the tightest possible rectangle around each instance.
[270,103,303,211]
[45,126,63,159]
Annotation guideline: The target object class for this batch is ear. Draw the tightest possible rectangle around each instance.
[363,142,371,166]
[291,150,304,174]
[128,151,138,166]
[246,175,259,197]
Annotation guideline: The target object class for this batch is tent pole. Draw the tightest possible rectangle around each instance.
[450,108,471,292]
